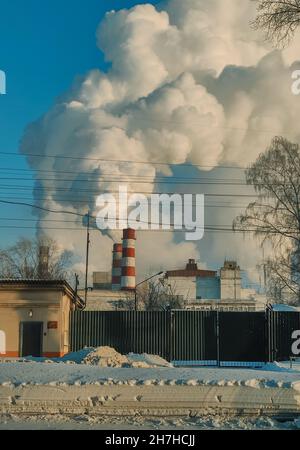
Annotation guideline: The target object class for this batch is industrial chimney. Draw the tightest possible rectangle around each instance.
[38,246,50,279]
[112,243,122,291]
[121,228,136,291]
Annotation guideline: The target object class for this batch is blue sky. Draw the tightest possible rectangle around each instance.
[0,0,160,245]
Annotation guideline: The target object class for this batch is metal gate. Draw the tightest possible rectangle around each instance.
[218,312,266,365]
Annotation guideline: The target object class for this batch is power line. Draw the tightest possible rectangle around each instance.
[0,199,86,218]
[0,185,258,197]
[0,224,296,234]
[0,216,263,229]
[0,151,247,170]
[0,200,298,234]
[0,166,245,179]
[0,194,254,208]
[0,173,299,189]
[0,176,253,186]
[0,217,82,223]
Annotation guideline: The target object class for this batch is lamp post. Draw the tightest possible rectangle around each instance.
[84,212,90,309]
[135,271,164,311]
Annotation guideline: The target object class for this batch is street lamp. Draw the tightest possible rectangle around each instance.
[135,271,164,311]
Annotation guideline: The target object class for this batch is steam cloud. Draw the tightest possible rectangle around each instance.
[20,0,300,282]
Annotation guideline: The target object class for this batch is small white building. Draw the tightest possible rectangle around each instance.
[78,271,134,311]
[78,289,134,311]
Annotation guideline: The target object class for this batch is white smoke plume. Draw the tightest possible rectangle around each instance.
[20,0,300,283]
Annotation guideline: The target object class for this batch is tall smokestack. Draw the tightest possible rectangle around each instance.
[112,243,122,291]
[38,246,50,279]
[121,228,136,291]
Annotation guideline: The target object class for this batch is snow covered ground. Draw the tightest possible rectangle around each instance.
[1,361,300,388]
[1,349,300,429]
[1,414,300,430]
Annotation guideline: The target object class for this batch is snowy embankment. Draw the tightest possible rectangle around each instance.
[1,348,300,419]
[1,362,300,388]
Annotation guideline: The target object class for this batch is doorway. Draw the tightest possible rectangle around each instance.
[20,322,43,357]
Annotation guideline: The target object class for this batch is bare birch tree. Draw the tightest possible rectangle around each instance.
[253,0,300,45]
[234,136,300,304]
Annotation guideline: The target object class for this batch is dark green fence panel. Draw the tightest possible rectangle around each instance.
[267,311,300,361]
[219,312,267,363]
[171,310,217,363]
[70,311,171,360]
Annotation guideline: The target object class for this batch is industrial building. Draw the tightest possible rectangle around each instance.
[165,259,266,311]
[83,228,266,311]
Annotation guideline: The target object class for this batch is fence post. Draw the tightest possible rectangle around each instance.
[265,308,270,363]
[266,307,276,363]
[216,311,220,367]
[169,310,174,363]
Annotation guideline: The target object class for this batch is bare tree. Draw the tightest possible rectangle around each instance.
[253,0,300,45]
[136,279,184,311]
[234,136,300,304]
[0,235,73,280]
[262,248,300,304]
[114,292,136,311]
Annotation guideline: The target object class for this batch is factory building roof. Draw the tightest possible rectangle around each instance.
[165,259,217,278]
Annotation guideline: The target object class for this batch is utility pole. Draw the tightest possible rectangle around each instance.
[74,273,79,297]
[84,212,90,308]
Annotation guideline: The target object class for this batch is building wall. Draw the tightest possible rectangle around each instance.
[62,293,74,355]
[79,289,134,311]
[167,277,196,302]
[0,289,73,358]
[220,268,241,300]
[93,271,112,290]
[196,276,220,300]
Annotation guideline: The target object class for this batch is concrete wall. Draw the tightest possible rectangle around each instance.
[220,268,241,300]
[0,288,73,357]
[167,277,196,302]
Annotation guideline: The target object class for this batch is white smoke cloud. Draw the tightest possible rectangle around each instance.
[20,0,300,283]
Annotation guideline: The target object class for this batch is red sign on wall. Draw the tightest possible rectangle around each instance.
[47,321,58,329]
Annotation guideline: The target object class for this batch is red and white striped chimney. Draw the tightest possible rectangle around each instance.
[121,228,136,291]
[112,243,122,291]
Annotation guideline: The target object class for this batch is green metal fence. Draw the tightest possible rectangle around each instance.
[70,310,300,364]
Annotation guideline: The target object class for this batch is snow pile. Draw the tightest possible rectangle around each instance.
[81,347,172,368]
[272,304,300,312]
[0,347,172,368]
[82,347,129,368]
[127,353,172,368]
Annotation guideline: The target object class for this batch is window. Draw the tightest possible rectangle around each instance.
[0,330,5,354]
